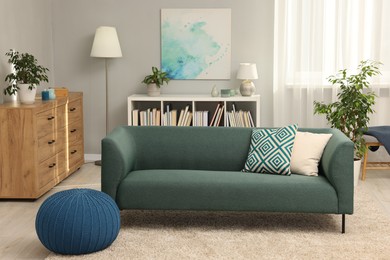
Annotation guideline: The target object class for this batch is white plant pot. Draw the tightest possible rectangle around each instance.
[354,159,362,187]
[18,83,37,104]
[147,84,161,97]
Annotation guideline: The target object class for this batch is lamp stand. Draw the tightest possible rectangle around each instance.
[95,58,109,166]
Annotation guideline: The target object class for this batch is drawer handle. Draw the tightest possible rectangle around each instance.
[48,140,56,145]
[70,129,77,133]
[69,108,76,112]
[71,150,77,154]
[48,163,56,168]
[47,116,55,121]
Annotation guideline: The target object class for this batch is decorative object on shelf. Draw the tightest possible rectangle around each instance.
[91,26,122,166]
[161,9,231,79]
[221,89,231,97]
[36,189,120,255]
[229,89,236,96]
[53,87,69,97]
[41,89,50,101]
[142,67,170,97]
[48,88,56,100]
[313,60,381,186]
[211,85,219,97]
[4,49,49,104]
[237,63,258,97]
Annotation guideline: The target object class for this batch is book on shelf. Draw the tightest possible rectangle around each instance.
[210,103,221,126]
[186,111,192,126]
[248,111,254,127]
[177,109,185,126]
[193,111,209,126]
[135,108,161,126]
[226,109,255,128]
[177,105,190,126]
[132,109,139,126]
[171,109,177,126]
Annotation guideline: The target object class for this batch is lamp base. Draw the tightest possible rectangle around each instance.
[240,80,255,96]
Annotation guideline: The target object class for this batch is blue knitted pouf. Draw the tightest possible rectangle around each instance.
[35,189,120,255]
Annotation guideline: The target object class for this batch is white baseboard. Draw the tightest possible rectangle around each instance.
[85,154,101,162]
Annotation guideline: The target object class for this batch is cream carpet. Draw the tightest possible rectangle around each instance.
[47,186,390,259]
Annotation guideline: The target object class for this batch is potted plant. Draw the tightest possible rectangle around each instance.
[4,50,49,104]
[313,60,382,185]
[142,66,170,96]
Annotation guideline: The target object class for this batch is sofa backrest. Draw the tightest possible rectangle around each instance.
[125,126,252,171]
[120,126,339,172]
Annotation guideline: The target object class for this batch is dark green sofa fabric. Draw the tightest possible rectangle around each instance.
[102,126,353,214]
[117,170,338,213]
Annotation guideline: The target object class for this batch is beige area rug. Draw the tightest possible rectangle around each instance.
[47,186,390,259]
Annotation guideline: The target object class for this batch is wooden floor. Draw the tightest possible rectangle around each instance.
[0,163,389,259]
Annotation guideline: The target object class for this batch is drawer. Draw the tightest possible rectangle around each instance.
[38,150,67,189]
[68,99,82,123]
[56,104,67,129]
[38,128,67,163]
[68,120,83,144]
[69,141,84,167]
[37,109,56,139]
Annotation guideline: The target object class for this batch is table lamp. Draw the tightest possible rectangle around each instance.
[236,63,258,96]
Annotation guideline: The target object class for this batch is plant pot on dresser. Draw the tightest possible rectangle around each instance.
[0,92,84,199]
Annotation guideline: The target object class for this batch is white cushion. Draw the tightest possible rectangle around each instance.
[290,132,332,176]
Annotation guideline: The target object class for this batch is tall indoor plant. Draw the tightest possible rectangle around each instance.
[142,66,170,96]
[4,50,49,104]
[313,60,381,184]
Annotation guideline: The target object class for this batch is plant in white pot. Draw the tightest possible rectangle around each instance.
[142,67,170,96]
[4,50,49,104]
[313,60,382,186]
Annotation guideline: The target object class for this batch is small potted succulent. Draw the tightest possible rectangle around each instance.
[142,67,170,96]
[4,50,49,104]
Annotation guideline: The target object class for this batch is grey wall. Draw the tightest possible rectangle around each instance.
[0,0,274,154]
[53,0,275,154]
[0,0,54,101]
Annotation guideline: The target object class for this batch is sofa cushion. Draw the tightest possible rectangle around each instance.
[116,169,338,213]
[243,125,298,175]
[290,132,332,176]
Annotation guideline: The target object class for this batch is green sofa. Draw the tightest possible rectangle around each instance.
[102,126,354,233]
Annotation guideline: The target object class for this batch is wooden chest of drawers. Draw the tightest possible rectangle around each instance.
[0,92,84,199]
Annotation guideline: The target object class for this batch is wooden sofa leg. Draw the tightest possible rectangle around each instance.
[342,214,345,234]
[361,144,369,180]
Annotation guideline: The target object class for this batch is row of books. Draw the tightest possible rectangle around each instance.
[226,110,255,127]
[132,108,161,126]
[132,105,193,126]
[132,104,254,127]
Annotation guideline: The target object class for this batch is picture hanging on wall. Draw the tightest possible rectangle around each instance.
[161,9,231,80]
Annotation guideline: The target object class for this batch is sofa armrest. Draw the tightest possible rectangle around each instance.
[319,129,354,214]
[101,126,136,201]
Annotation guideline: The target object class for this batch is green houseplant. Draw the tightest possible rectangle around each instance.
[142,67,170,96]
[313,60,382,159]
[4,50,49,104]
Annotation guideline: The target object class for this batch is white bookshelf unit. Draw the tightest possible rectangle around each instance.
[128,94,260,127]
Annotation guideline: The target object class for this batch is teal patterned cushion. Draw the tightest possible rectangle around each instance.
[243,125,298,175]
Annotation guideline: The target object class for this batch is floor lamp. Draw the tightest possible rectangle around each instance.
[91,26,122,166]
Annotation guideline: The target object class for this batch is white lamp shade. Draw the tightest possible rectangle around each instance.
[91,26,122,58]
[237,63,258,80]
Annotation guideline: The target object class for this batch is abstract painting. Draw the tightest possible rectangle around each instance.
[161,9,231,80]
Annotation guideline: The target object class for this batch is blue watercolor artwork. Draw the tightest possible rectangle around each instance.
[161,9,231,80]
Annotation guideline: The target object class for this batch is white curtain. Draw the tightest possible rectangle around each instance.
[274,0,390,128]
